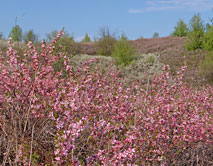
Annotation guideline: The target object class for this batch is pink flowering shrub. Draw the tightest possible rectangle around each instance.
[0,30,212,165]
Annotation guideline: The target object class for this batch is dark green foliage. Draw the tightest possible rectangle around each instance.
[0,32,2,39]
[153,32,159,38]
[96,27,117,56]
[111,37,135,66]
[8,25,22,42]
[172,19,188,37]
[203,26,213,51]
[199,51,213,84]
[23,29,39,44]
[186,13,205,50]
[82,33,91,42]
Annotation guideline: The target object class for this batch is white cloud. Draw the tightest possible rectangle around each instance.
[128,6,179,13]
[129,0,213,13]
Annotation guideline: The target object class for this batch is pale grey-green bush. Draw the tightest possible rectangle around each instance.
[117,53,163,85]
[69,53,163,86]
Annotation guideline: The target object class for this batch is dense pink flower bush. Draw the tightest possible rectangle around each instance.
[0,30,212,165]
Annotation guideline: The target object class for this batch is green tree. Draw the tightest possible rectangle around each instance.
[23,29,39,44]
[96,27,117,56]
[46,30,58,43]
[111,37,135,66]
[171,19,188,37]
[200,51,213,84]
[206,23,212,33]
[8,25,22,42]
[0,32,3,39]
[46,29,80,55]
[46,29,72,42]
[153,32,159,38]
[203,26,213,51]
[82,33,91,42]
[120,33,128,40]
[186,13,205,50]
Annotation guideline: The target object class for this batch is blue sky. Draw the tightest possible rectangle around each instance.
[1,0,213,41]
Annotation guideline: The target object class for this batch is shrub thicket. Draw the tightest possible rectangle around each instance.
[0,30,212,166]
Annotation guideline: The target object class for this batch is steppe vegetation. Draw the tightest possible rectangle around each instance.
[0,13,212,166]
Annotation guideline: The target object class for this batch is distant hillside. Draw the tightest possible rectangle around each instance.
[79,36,207,86]
[0,37,209,86]
[132,36,186,54]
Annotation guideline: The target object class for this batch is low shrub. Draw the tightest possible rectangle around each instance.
[96,37,116,56]
[0,31,212,166]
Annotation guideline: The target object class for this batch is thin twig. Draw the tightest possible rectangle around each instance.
[23,100,32,133]
[15,117,18,166]
[2,139,12,166]
[29,124,35,166]
[146,76,150,95]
